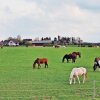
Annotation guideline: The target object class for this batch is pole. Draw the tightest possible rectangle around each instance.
[93,80,96,100]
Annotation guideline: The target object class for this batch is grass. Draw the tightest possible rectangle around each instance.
[0,46,100,100]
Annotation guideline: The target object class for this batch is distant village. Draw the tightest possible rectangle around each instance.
[0,35,100,47]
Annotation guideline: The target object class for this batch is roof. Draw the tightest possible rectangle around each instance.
[3,39,19,45]
[32,40,52,44]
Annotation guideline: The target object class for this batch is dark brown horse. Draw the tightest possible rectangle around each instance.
[62,53,77,63]
[93,57,100,71]
[33,58,48,69]
[0,45,3,49]
[72,52,81,58]
[54,45,60,48]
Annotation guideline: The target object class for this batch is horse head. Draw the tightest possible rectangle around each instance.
[62,54,67,63]
[69,70,75,84]
[33,58,39,69]
[62,57,65,63]
[78,52,81,58]
[72,52,81,58]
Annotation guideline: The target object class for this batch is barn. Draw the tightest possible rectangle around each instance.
[32,40,52,46]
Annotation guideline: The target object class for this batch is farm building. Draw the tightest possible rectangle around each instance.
[23,39,32,43]
[0,41,3,46]
[3,39,19,46]
[32,40,52,46]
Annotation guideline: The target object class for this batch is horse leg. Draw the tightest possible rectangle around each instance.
[93,64,97,71]
[45,62,48,68]
[46,63,48,68]
[73,59,75,63]
[33,64,35,69]
[73,77,76,84]
[38,63,41,69]
[74,59,76,63]
[69,78,72,84]
[67,59,69,63]
[83,74,85,83]
[76,76,80,84]
[71,58,74,63]
[98,65,100,71]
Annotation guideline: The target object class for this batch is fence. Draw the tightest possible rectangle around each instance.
[0,80,100,100]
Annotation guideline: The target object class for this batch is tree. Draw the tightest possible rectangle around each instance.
[17,35,21,41]
[8,37,13,40]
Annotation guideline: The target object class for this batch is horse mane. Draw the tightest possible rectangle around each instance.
[34,58,39,64]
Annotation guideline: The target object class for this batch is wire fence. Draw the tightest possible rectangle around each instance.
[0,80,100,100]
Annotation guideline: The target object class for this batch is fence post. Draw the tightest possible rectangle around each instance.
[93,80,96,100]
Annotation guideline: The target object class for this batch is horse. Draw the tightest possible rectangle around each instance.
[72,52,81,58]
[62,53,77,63]
[33,58,48,69]
[93,57,100,71]
[0,45,3,49]
[69,67,87,84]
[54,45,60,48]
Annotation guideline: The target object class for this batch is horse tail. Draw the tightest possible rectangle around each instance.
[85,72,87,79]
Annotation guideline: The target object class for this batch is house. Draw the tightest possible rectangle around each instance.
[0,41,3,46]
[3,39,19,46]
[32,40,52,46]
[8,40,19,46]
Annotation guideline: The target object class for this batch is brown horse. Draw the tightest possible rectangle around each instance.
[33,58,48,69]
[0,45,3,49]
[54,45,60,48]
[72,52,81,58]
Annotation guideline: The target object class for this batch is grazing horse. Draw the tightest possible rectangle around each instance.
[72,52,81,58]
[62,53,77,63]
[93,57,100,71]
[33,58,48,69]
[54,45,60,48]
[69,67,87,84]
[0,45,3,49]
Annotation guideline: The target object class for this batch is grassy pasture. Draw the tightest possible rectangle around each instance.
[0,47,100,100]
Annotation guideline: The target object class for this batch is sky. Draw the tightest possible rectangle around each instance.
[0,0,100,42]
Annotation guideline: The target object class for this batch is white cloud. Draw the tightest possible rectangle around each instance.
[0,0,100,42]
[0,0,44,24]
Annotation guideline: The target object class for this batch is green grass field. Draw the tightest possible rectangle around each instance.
[0,47,100,100]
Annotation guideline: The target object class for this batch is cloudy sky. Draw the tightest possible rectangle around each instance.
[0,0,100,42]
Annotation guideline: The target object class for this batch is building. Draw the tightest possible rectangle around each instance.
[3,39,19,46]
[32,40,52,46]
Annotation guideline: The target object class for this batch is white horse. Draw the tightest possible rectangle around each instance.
[69,67,87,84]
